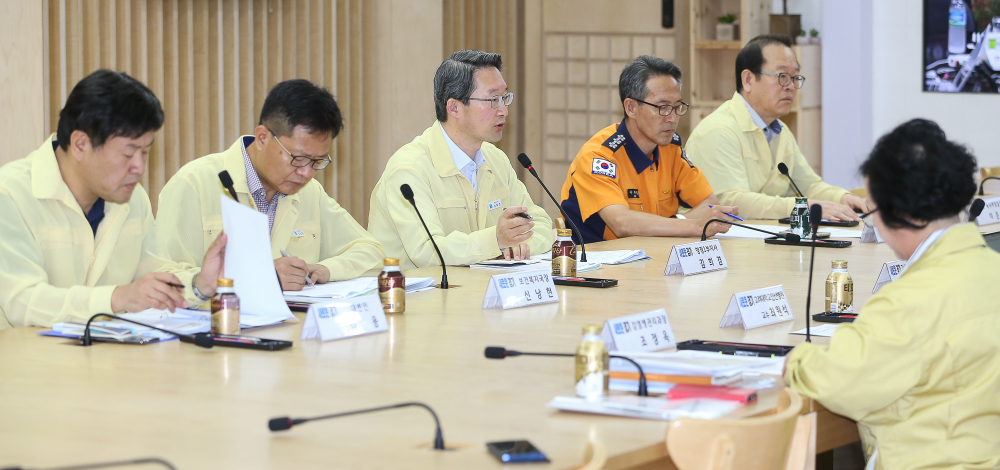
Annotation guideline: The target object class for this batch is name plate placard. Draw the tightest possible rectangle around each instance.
[719,285,794,330]
[481,269,559,309]
[974,196,1000,226]
[860,223,884,243]
[664,240,728,276]
[600,309,676,352]
[872,259,905,293]
[301,294,387,342]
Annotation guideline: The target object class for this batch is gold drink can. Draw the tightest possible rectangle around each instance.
[574,324,609,399]
[824,260,854,313]
[379,258,405,314]
[552,228,577,276]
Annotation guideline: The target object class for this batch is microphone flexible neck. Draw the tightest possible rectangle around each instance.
[405,198,448,289]
[81,313,212,348]
[278,402,445,450]
[524,167,588,262]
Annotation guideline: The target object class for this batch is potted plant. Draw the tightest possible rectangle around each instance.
[795,28,809,45]
[716,13,738,41]
[809,28,820,44]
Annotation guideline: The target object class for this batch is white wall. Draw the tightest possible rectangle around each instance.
[823,0,1000,189]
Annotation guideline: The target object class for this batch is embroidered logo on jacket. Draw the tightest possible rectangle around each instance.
[680,149,695,169]
[671,133,683,146]
[592,158,617,178]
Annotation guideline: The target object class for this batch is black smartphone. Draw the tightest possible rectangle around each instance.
[181,334,293,350]
[486,440,550,463]
[676,339,793,357]
[812,312,857,323]
[553,276,618,288]
[778,217,859,227]
[764,237,852,248]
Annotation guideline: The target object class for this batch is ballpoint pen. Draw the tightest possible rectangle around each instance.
[709,205,744,222]
[280,249,315,287]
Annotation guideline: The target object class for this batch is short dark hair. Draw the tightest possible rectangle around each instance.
[735,34,794,93]
[56,70,164,151]
[433,50,504,122]
[259,79,343,138]
[861,119,977,229]
[618,55,682,116]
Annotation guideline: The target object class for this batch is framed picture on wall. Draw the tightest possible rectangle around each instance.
[924,0,1000,92]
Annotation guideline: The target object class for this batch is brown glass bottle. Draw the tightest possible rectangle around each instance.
[379,258,405,314]
[211,278,240,335]
[551,228,577,276]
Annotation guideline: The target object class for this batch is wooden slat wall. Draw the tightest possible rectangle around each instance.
[441,0,524,165]
[45,0,375,220]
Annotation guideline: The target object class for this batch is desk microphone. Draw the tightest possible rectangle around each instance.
[268,402,446,450]
[484,346,648,396]
[1,457,177,470]
[777,163,804,197]
[517,153,587,262]
[803,204,822,343]
[218,170,239,202]
[400,184,448,289]
[700,219,802,243]
[80,313,214,348]
[969,198,986,222]
[979,177,1000,196]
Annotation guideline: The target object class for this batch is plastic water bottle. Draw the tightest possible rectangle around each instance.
[949,0,967,54]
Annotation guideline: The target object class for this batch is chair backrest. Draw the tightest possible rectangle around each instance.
[982,166,1000,179]
[555,216,567,230]
[665,388,814,470]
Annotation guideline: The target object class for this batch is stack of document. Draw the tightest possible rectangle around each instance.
[547,394,742,421]
[283,277,437,304]
[470,258,601,272]
[608,350,784,394]
[42,309,211,343]
[714,223,862,239]
[532,249,650,265]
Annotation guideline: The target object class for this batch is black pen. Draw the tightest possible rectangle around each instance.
[514,212,532,219]
[167,282,186,289]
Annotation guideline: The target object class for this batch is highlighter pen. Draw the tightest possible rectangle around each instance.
[280,249,315,287]
[709,205,744,222]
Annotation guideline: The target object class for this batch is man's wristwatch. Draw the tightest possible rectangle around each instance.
[191,271,212,302]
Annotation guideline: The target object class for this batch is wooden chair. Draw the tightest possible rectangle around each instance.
[575,438,607,470]
[980,166,1000,195]
[665,388,816,470]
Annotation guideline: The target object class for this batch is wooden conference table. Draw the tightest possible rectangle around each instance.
[1,220,994,469]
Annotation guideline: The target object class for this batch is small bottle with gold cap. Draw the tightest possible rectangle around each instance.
[551,228,577,276]
[379,258,405,314]
[574,324,609,400]
[211,278,240,335]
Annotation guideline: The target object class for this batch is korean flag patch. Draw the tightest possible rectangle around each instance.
[592,158,617,178]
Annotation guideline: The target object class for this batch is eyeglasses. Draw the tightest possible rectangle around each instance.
[759,71,806,89]
[860,207,928,229]
[468,92,514,109]
[265,127,332,170]
[634,99,689,117]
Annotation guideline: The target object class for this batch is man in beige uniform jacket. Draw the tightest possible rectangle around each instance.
[0,71,226,329]
[157,80,383,291]
[686,35,868,220]
[368,50,553,269]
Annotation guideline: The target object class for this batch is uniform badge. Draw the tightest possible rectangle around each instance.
[680,149,695,169]
[592,158,617,178]
[488,199,503,210]
[602,133,627,151]
[627,189,640,198]
[671,133,683,146]
[292,229,306,238]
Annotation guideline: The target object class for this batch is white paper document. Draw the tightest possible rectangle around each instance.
[714,223,862,239]
[471,260,601,272]
[790,323,840,337]
[220,196,295,325]
[284,277,437,304]
[547,395,742,421]
[531,249,650,265]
